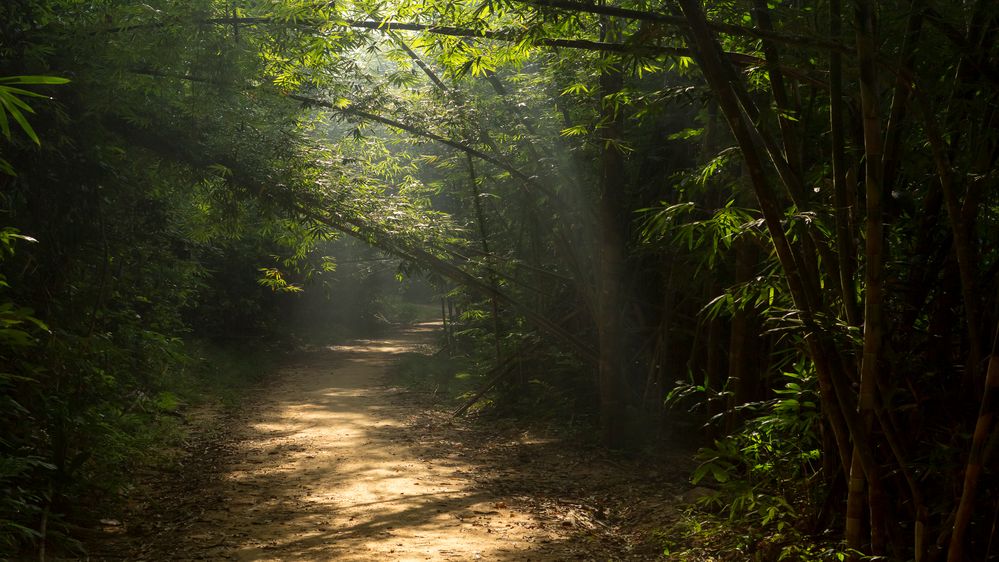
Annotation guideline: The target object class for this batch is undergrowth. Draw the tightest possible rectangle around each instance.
[177,340,281,409]
[658,360,861,561]
[657,509,856,561]
[390,351,480,407]
[388,342,606,444]
[1,335,280,557]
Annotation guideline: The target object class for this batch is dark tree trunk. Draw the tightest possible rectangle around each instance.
[596,15,629,448]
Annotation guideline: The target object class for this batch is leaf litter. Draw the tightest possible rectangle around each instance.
[85,323,690,561]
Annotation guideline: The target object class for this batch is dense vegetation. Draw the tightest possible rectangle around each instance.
[1,0,997,559]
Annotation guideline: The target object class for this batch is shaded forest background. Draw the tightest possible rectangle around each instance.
[1,0,997,560]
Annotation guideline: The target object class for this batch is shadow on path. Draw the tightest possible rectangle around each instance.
[86,322,686,561]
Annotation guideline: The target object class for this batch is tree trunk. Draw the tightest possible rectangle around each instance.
[597,14,628,448]
[725,238,757,432]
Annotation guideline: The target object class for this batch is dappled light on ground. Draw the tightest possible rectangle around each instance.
[202,322,541,561]
[86,322,685,561]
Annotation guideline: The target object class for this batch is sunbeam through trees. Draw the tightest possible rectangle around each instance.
[1,0,997,559]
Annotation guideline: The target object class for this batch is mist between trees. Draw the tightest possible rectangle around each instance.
[1,0,997,560]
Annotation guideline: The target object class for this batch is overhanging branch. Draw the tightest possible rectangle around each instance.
[513,0,850,53]
[285,93,559,202]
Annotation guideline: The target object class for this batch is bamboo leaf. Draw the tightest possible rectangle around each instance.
[0,76,70,85]
[0,86,48,99]
[0,106,11,140]
[4,103,40,145]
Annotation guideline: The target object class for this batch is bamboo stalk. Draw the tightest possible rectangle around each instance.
[948,323,999,561]
[750,0,799,171]
[466,154,503,363]
[828,0,858,326]
[880,1,924,194]
[850,0,888,554]
[674,0,860,480]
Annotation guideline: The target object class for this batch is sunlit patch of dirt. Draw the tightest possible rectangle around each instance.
[86,322,687,561]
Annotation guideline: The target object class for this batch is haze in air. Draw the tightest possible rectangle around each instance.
[1,1,997,560]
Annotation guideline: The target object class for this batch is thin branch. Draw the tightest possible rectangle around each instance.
[388,31,449,92]
[513,0,849,53]
[105,16,809,79]
[287,94,560,201]
[924,7,999,87]
[301,205,600,365]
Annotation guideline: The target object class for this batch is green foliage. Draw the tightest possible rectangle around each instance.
[391,352,479,401]
[689,362,821,524]
[0,229,52,551]
[0,2,361,553]
[657,510,858,562]
[0,75,69,145]
[641,200,762,271]
[177,339,281,408]
[258,267,305,293]
[0,0,996,558]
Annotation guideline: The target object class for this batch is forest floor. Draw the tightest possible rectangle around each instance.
[83,322,692,561]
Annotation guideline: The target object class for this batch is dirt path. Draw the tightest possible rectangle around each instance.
[89,322,685,561]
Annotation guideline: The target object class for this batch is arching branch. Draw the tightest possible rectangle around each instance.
[285,93,558,202]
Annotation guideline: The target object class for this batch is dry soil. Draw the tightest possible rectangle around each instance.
[86,322,685,561]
